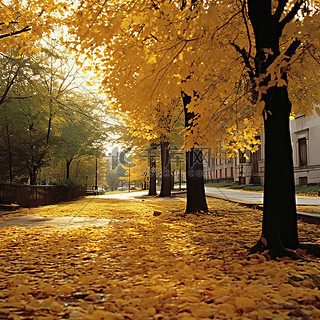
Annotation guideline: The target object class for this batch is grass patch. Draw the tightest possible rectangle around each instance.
[205,182,263,192]
[205,182,234,188]
[295,185,320,197]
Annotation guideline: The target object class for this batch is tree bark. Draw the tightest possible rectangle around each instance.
[182,92,208,213]
[29,167,37,185]
[247,0,301,254]
[66,159,73,180]
[148,143,157,196]
[185,148,208,213]
[159,140,171,197]
[262,86,299,254]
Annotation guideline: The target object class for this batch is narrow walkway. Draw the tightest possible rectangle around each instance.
[0,216,113,229]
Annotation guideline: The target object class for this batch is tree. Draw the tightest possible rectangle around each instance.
[148,143,158,196]
[105,165,126,191]
[223,0,320,256]
[0,38,108,185]
[120,155,149,190]
[182,93,208,213]
[54,101,107,181]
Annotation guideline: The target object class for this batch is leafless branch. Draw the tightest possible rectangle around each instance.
[230,42,255,81]
[0,25,31,40]
[279,0,304,30]
[241,0,253,59]
[306,46,320,66]
[211,9,242,40]
[0,66,20,105]
[273,0,288,21]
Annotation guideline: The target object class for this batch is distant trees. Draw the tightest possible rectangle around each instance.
[0,42,108,185]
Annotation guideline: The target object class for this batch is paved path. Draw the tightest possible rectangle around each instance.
[1,188,319,229]
[0,216,113,229]
[98,190,148,200]
[205,187,320,206]
[97,188,320,206]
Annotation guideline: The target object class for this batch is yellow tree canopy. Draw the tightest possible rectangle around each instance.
[0,0,68,56]
[120,155,149,185]
[65,0,320,151]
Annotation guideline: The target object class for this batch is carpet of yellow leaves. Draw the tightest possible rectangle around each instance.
[0,196,319,319]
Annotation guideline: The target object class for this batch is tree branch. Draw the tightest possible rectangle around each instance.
[0,25,31,40]
[0,66,20,105]
[279,0,304,30]
[306,46,320,66]
[273,0,288,21]
[230,42,255,81]
[241,0,252,60]
[283,37,301,59]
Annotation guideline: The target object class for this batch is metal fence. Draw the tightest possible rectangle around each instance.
[0,184,86,208]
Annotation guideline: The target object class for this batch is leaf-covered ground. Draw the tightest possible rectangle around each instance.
[0,196,320,320]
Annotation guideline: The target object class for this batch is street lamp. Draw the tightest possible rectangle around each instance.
[128,163,131,193]
[179,159,182,191]
[95,153,98,190]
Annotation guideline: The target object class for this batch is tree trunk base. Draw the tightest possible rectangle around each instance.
[249,238,318,260]
[300,243,320,257]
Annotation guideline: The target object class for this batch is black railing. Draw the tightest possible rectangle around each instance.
[0,184,86,208]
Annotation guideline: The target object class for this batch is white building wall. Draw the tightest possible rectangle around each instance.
[290,112,320,185]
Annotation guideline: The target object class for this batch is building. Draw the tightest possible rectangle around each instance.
[291,112,320,185]
[204,112,320,186]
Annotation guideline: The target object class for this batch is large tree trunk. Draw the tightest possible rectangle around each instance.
[247,0,301,255]
[29,168,37,185]
[185,148,208,213]
[262,86,299,254]
[159,140,171,197]
[148,143,157,196]
[182,92,208,213]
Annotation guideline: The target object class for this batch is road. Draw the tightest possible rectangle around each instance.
[96,187,320,206]
[204,187,320,206]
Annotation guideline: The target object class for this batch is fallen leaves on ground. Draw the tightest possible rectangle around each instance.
[0,196,319,319]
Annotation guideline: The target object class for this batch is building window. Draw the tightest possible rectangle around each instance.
[239,151,246,163]
[298,137,307,167]
[299,176,308,186]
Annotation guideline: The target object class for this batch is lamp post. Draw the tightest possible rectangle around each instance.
[95,153,98,190]
[128,163,131,193]
[179,159,182,191]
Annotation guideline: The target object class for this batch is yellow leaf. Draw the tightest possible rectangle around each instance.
[235,296,256,312]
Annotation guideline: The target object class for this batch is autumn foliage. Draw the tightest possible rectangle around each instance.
[0,196,319,319]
